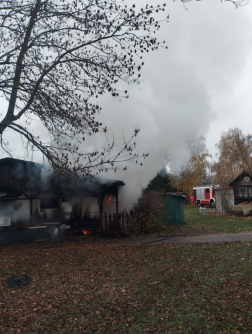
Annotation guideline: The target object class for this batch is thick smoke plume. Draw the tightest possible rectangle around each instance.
[78,0,252,210]
[1,1,252,212]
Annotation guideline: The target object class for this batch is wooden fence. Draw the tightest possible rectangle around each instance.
[100,213,147,237]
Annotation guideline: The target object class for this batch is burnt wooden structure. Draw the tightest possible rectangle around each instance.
[100,212,147,238]
[0,158,125,242]
[229,170,252,205]
[0,158,42,219]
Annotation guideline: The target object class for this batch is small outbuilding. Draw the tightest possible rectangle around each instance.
[215,188,234,214]
[163,193,186,225]
[215,171,252,214]
[229,170,252,206]
[0,157,125,243]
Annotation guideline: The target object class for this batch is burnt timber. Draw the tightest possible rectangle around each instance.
[0,158,125,241]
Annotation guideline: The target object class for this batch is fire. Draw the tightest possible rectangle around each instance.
[108,196,112,204]
[82,230,91,235]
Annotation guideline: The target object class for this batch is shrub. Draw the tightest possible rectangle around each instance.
[125,191,167,236]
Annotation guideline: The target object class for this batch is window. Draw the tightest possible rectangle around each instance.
[206,189,210,193]
[235,187,249,197]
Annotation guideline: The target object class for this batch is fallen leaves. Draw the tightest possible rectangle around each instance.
[0,240,252,333]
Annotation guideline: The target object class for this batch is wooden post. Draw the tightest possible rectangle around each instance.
[118,213,121,233]
[105,213,107,237]
[126,213,129,233]
[122,213,124,231]
[29,190,33,225]
[100,213,103,237]
[115,194,119,216]
[115,193,119,232]
[22,189,40,223]
[109,213,111,236]
[30,197,33,216]
[98,193,105,214]
[113,213,116,233]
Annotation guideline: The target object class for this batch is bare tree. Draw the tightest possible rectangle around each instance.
[178,0,249,8]
[0,0,168,177]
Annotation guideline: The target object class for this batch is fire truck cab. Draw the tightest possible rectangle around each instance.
[193,186,217,208]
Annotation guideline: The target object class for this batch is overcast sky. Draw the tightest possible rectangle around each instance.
[87,0,252,206]
[1,0,252,206]
[171,0,252,157]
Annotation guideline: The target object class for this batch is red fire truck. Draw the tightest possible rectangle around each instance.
[193,185,218,208]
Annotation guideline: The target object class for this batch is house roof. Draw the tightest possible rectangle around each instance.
[0,157,42,165]
[0,157,43,192]
[165,192,187,199]
[0,157,125,198]
[229,170,252,187]
[54,174,125,198]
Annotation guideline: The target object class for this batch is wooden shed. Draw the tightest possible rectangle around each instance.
[0,158,125,243]
[229,170,252,206]
[163,193,186,225]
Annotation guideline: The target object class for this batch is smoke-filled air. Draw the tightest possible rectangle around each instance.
[77,1,252,210]
[1,1,252,211]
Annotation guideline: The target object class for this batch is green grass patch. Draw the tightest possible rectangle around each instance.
[166,204,252,235]
[1,240,252,333]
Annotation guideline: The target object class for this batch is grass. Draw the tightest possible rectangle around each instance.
[1,239,252,333]
[1,205,252,333]
[166,205,252,235]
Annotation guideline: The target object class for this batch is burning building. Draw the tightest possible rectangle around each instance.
[0,158,125,243]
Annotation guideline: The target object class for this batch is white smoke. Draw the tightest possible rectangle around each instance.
[0,199,40,223]
[79,0,252,210]
[1,1,252,211]
[84,76,212,209]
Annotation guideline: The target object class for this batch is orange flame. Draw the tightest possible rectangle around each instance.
[108,196,112,204]
[82,230,91,235]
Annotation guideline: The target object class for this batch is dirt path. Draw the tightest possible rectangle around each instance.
[126,231,252,245]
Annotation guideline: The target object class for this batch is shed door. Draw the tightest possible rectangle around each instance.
[163,196,184,225]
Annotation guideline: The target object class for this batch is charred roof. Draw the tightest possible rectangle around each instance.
[0,157,42,193]
[0,158,125,199]
[52,174,125,199]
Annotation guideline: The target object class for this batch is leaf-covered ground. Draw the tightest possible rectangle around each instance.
[1,238,252,333]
